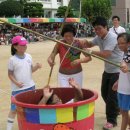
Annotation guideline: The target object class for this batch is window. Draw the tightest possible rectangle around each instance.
[110,0,116,6]
[127,8,129,23]
[57,0,61,2]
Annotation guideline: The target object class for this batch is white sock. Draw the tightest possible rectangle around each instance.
[6,118,14,130]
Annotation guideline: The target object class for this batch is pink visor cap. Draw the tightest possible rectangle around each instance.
[12,36,28,45]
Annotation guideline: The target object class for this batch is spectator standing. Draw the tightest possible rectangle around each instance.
[109,16,126,35]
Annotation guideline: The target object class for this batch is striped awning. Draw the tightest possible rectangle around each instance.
[0,17,86,24]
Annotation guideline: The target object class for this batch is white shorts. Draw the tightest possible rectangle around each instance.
[58,71,83,88]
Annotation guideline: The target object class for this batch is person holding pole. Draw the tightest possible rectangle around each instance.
[47,24,91,88]
[113,33,130,130]
[83,16,123,130]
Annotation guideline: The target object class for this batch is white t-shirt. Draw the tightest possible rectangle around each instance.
[118,69,130,95]
[8,53,35,91]
[66,99,74,104]
[109,26,126,35]
[118,49,130,95]
[92,32,123,73]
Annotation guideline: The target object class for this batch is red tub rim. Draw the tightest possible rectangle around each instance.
[13,88,98,109]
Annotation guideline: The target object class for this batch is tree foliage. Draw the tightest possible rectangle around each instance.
[0,0,24,17]
[71,0,80,10]
[24,2,44,17]
[71,0,80,17]
[19,0,27,5]
[82,0,112,22]
[56,6,74,18]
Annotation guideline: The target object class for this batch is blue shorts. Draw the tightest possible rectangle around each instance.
[11,86,35,111]
[118,93,130,111]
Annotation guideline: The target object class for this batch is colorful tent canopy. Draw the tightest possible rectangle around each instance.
[0,18,86,24]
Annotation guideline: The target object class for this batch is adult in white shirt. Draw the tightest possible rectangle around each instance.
[109,16,126,35]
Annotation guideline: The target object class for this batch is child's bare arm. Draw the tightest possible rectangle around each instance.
[71,40,92,65]
[48,44,59,67]
[71,56,92,66]
[112,80,118,91]
[38,88,53,105]
[8,70,24,88]
[68,78,83,102]
[32,63,42,72]
[120,61,129,73]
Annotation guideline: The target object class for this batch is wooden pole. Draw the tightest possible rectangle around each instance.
[47,0,73,86]
[0,18,122,68]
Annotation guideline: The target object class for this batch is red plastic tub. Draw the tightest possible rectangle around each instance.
[13,88,98,130]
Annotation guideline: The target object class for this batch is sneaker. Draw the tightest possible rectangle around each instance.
[103,122,116,130]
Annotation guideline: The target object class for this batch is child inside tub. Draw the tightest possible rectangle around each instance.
[39,78,83,105]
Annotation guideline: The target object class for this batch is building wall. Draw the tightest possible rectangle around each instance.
[26,0,69,17]
[125,0,130,23]
[43,0,68,17]
[111,0,130,25]
[0,0,69,17]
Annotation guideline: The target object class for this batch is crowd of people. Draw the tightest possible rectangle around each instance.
[0,22,95,45]
[3,15,130,130]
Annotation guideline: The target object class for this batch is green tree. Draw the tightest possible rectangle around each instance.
[19,0,27,4]
[56,6,75,18]
[82,0,112,22]
[24,2,44,17]
[0,0,24,17]
[71,0,80,17]
[71,0,80,10]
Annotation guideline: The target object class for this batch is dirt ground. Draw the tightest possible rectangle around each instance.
[0,38,121,130]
